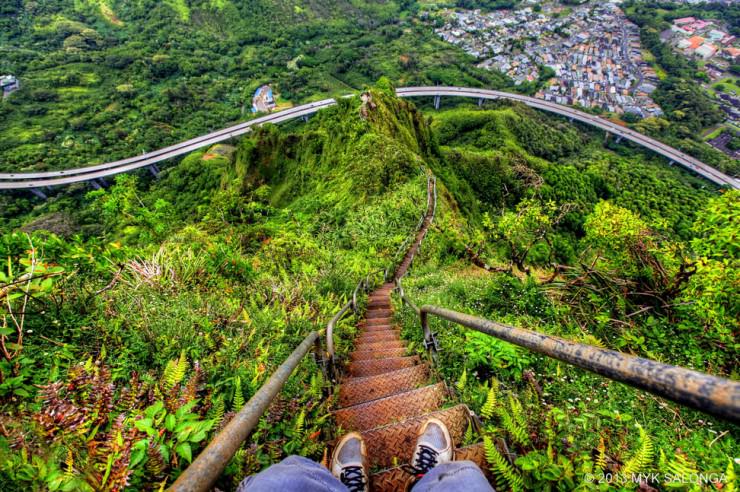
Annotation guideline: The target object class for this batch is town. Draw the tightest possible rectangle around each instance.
[433,2,663,117]
[660,15,740,158]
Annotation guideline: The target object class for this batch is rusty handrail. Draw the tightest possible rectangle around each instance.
[417,305,740,422]
[170,331,322,492]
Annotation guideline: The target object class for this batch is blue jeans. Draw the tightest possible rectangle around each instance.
[237,455,495,491]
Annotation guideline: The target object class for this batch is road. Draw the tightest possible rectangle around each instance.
[1,87,737,190]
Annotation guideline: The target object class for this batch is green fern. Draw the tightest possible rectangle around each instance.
[658,449,698,479]
[480,379,499,420]
[464,421,474,445]
[497,396,529,446]
[726,458,736,492]
[508,395,527,431]
[162,351,188,390]
[456,368,467,391]
[595,437,607,473]
[622,424,654,476]
[294,409,306,435]
[309,372,323,400]
[582,334,606,348]
[233,377,245,411]
[483,435,523,492]
[208,394,225,424]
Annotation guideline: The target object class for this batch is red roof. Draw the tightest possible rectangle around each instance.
[674,17,695,25]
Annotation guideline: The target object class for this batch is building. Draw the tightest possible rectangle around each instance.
[673,17,695,25]
[251,85,276,113]
[695,43,718,60]
[1,75,19,98]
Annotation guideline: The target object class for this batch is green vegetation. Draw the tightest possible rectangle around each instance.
[395,100,738,489]
[1,83,738,491]
[0,0,512,174]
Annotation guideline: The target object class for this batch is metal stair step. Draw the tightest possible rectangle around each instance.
[333,383,448,432]
[357,404,471,470]
[359,322,395,332]
[357,330,401,342]
[351,347,407,360]
[367,299,392,308]
[370,442,492,492]
[366,308,393,319]
[339,365,430,407]
[362,317,393,326]
[354,339,405,351]
[347,356,421,377]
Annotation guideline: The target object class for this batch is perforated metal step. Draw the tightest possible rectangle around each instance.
[347,356,421,377]
[370,442,492,492]
[333,383,448,432]
[357,404,471,469]
[339,365,431,407]
[351,347,407,361]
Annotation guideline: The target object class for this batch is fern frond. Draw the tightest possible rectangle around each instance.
[456,368,467,391]
[496,396,529,446]
[464,422,474,445]
[508,394,527,430]
[483,435,523,492]
[582,334,606,349]
[480,379,499,420]
[725,458,736,492]
[208,394,225,424]
[596,437,607,473]
[64,448,75,478]
[162,351,188,390]
[233,377,245,411]
[310,372,323,400]
[659,449,698,478]
[294,409,305,435]
[622,424,654,476]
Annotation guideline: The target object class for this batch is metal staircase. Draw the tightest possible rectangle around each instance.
[332,280,491,491]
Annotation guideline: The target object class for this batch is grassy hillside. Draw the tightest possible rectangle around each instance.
[0,0,511,174]
[1,87,738,490]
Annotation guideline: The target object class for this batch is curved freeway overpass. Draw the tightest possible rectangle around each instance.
[1,86,737,190]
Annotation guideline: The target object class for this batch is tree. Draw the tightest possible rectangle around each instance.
[493,198,560,273]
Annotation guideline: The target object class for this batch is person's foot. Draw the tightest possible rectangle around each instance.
[410,418,454,477]
[331,432,369,492]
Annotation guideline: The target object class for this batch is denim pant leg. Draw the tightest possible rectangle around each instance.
[412,460,495,492]
[235,455,348,492]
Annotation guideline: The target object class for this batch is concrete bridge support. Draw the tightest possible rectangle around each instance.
[89,180,102,190]
[478,98,484,107]
[433,95,441,110]
[148,164,160,177]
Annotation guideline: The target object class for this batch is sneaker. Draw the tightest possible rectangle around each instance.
[410,418,454,477]
[331,432,369,492]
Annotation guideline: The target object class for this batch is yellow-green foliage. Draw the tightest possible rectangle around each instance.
[622,424,654,476]
[164,0,190,21]
[480,378,499,419]
[596,437,607,473]
[498,395,530,447]
[484,435,524,492]
[162,351,188,391]
[456,368,467,391]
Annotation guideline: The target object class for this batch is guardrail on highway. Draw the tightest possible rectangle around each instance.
[2,87,737,191]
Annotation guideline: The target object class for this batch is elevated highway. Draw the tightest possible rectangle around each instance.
[1,86,737,190]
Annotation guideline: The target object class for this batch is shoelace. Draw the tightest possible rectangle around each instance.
[410,444,439,475]
[340,465,367,492]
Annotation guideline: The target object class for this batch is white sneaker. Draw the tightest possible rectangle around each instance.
[331,432,369,492]
[410,418,454,476]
